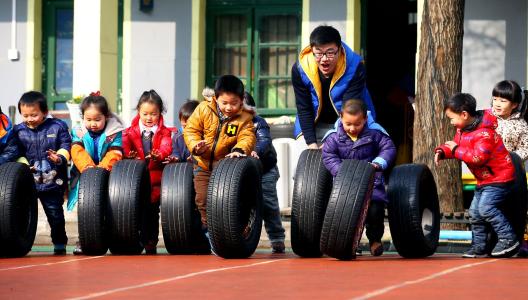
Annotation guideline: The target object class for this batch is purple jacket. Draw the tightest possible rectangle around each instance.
[322,121,396,203]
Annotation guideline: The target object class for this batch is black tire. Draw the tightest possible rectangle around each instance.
[207,158,262,258]
[505,152,527,244]
[107,160,150,255]
[320,160,375,260]
[161,162,210,254]
[77,167,109,255]
[0,162,38,257]
[291,149,333,257]
[387,164,440,258]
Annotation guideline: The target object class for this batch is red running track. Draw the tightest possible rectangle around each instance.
[1,252,527,299]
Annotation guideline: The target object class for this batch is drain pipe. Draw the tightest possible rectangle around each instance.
[8,0,19,61]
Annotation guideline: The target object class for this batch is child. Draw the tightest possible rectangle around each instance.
[490,80,528,161]
[244,92,286,253]
[165,99,199,163]
[489,80,528,257]
[184,75,256,234]
[322,99,396,256]
[0,105,20,165]
[68,91,125,255]
[435,93,519,258]
[14,91,71,255]
[123,89,172,254]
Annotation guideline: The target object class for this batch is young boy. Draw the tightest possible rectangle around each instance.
[166,99,200,163]
[322,99,396,256]
[0,106,20,165]
[15,91,72,255]
[244,92,286,253]
[435,93,519,258]
[184,75,256,231]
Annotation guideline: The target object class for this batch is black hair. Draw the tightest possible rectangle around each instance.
[214,75,244,100]
[310,25,342,48]
[179,99,199,120]
[81,93,111,118]
[341,99,367,117]
[492,80,527,118]
[18,91,48,114]
[136,89,166,113]
[444,93,477,116]
[243,92,256,107]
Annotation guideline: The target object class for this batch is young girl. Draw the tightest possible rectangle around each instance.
[322,99,396,256]
[68,91,125,254]
[489,80,528,257]
[123,89,172,254]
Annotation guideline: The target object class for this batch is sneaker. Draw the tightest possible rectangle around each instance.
[518,240,528,258]
[271,241,285,254]
[54,244,66,255]
[73,242,83,255]
[204,230,218,256]
[355,249,363,256]
[462,247,487,258]
[369,241,384,256]
[491,239,520,257]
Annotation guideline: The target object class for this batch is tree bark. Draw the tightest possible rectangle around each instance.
[414,0,465,217]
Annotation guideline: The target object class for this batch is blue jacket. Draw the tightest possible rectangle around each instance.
[171,131,191,162]
[15,118,72,192]
[293,42,377,141]
[0,113,20,165]
[322,120,396,203]
[253,115,277,173]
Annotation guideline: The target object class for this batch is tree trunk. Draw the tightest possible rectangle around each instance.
[414,0,465,219]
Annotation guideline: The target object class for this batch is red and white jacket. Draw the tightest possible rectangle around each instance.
[436,110,515,187]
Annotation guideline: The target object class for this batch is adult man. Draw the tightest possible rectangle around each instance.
[292,25,378,148]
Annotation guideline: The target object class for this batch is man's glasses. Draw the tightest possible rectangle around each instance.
[313,48,339,59]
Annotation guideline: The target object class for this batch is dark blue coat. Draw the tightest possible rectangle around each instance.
[171,131,191,162]
[0,113,20,165]
[15,118,72,192]
[253,115,277,173]
[322,120,396,203]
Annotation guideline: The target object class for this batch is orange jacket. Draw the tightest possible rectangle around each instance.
[184,91,256,171]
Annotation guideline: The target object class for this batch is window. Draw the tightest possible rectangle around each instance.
[206,0,301,115]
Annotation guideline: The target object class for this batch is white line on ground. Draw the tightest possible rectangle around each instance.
[350,259,499,300]
[0,256,105,272]
[66,259,288,300]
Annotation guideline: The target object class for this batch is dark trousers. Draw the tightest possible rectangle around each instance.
[142,201,160,246]
[38,190,68,245]
[365,201,385,243]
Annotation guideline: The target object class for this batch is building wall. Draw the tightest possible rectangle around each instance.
[123,0,192,127]
[463,0,527,108]
[0,0,28,122]
[308,0,347,44]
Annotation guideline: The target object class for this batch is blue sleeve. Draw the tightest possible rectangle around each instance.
[255,117,272,157]
[292,62,317,144]
[372,133,397,170]
[0,132,20,165]
[322,134,342,177]
[110,131,123,148]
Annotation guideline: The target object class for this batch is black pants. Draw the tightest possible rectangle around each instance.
[142,201,160,246]
[366,201,385,243]
[39,190,68,245]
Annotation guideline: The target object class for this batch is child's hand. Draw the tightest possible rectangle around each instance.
[163,155,179,164]
[369,162,381,170]
[225,152,246,158]
[47,149,62,165]
[444,141,457,150]
[307,143,319,150]
[126,150,138,159]
[434,152,442,166]
[146,149,161,161]
[194,140,209,155]
[250,151,260,159]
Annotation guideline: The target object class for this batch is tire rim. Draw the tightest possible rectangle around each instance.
[421,207,433,236]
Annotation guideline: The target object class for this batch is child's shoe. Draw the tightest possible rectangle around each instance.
[517,239,528,257]
[54,244,66,255]
[462,246,487,258]
[271,241,285,254]
[491,239,519,257]
[369,241,384,256]
[73,242,83,255]
[355,249,362,256]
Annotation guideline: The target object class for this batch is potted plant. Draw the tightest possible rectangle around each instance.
[67,95,84,126]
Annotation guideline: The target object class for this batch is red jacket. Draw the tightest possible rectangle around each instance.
[436,110,514,187]
[123,114,172,203]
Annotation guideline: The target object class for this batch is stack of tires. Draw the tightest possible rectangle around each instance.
[291,149,441,260]
[77,159,151,255]
[0,163,38,257]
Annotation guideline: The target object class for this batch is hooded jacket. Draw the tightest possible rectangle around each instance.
[184,89,256,171]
